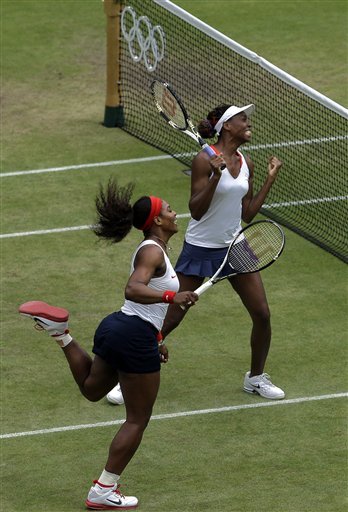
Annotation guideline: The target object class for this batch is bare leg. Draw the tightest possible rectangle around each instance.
[62,341,118,401]
[229,272,271,376]
[105,371,160,474]
[162,273,204,339]
[61,342,160,479]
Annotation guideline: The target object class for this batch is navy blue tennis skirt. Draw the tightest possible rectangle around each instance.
[175,241,232,278]
[92,311,161,374]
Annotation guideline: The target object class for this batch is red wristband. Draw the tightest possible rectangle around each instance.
[162,290,176,304]
[157,331,164,347]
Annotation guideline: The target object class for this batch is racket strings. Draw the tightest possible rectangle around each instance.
[228,225,284,273]
[152,82,186,129]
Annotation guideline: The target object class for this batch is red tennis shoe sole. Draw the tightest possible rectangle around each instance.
[19,301,69,322]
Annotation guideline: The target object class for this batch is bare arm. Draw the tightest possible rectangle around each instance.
[242,155,283,223]
[189,151,225,220]
[125,245,198,306]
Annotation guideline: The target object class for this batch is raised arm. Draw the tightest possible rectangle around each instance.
[242,155,283,223]
[189,151,225,220]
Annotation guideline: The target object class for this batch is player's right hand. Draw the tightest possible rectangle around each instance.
[174,291,199,308]
[210,153,225,177]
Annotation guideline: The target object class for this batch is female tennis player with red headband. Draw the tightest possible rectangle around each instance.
[19,179,198,511]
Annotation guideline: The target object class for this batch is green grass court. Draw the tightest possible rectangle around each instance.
[1,1,347,511]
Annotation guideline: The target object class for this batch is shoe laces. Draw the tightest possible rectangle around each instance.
[92,480,126,498]
[115,485,125,498]
[258,373,273,385]
[33,318,68,337]
[249,372,271,384]
[34,321,45,332]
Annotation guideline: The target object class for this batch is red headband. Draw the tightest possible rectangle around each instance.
[139,196,163,231]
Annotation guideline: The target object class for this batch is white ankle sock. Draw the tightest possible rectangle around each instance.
[98,469,120,487]
[55,333,73,348]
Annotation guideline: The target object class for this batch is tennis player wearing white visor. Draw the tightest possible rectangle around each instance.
[160,102,286,400]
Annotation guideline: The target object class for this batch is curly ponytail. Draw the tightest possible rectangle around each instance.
[93,179,135,243]
[197,104,230,138]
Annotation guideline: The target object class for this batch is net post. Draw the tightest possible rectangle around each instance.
[103,0,124,127]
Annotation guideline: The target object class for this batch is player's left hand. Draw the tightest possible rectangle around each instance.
[268,156,283,178]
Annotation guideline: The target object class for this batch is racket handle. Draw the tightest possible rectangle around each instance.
[179,279,214,310]
[194,280,214,296]
[202,144,226,170]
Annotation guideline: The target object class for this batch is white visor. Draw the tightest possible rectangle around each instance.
[214,104,255,135]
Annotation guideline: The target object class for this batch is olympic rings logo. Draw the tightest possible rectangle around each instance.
[121,6,165,72]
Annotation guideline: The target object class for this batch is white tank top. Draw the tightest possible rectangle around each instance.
[185,151,249,248]
[121,240,180,331]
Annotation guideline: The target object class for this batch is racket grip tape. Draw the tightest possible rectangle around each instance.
[202,144,226,170]
[194,280,214,296]
[202,144,216,157]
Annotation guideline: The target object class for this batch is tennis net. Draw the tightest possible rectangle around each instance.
[115,0,348,262]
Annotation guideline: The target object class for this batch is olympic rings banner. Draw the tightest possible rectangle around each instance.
[121,6,165,72]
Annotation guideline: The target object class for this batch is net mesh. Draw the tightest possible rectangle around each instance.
[118,0,348,262]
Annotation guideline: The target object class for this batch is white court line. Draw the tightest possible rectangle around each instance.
[1,195,347,239]
[1,135,347,178]
[0,214,190,239]
[0,225,93,239]
[0,155,175,178]
[1,392,347,440]
[0,153,194,178]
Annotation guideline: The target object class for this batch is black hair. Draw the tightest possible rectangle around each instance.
[197,104,230,139]
[93,178,152,243]
[132,196,152,230]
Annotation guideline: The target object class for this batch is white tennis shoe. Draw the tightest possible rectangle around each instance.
[243,371,285,400]
[86,480,138,510]
[107,383,124,405]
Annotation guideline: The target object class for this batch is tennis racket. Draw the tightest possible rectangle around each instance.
[181,220,285,309]
[151,79,220,161]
